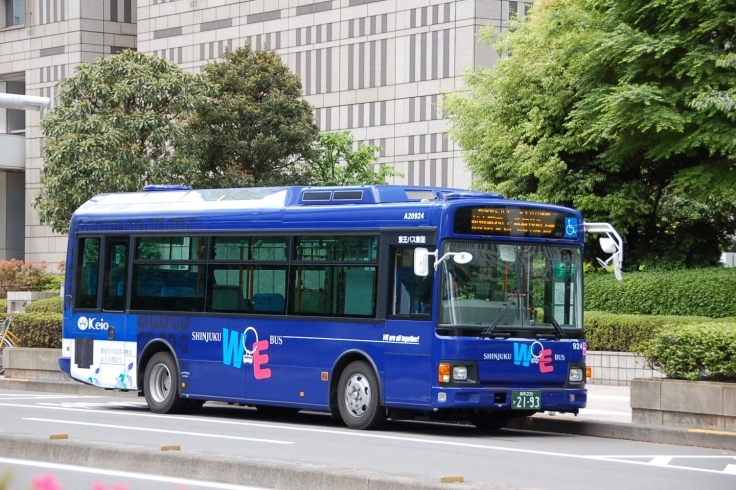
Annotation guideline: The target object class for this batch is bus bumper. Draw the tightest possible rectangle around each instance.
[58,357,71,376]
[430,386,587,411]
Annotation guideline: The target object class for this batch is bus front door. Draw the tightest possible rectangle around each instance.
[383,247,433,408]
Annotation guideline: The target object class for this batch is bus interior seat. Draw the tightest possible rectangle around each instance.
[212,285,241,311]
[252,293,284,313]
[137,280,165,297]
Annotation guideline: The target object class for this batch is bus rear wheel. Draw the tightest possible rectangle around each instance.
[337,361,386,430]
[144,352,187,414]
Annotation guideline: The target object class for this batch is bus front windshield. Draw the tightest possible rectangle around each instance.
[439,242,582,334]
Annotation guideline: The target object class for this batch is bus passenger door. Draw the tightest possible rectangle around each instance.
[99,237,135,389]
[383,246,434,408]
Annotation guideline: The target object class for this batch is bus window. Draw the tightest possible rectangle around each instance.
[391,248,434,316]
[212,236,288,261]
[102,239,128,311]
[74,237,101,309]
[208,265,287,313]
[137,236,205,260]
[295,235,378,261]
[290,235,378,317]
[130,236,206,312]
[291,265,376,317]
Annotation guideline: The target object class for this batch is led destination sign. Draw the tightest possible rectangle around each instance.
[454,207,578,239]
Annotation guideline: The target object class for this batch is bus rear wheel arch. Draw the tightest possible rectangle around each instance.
[337,360,386,430]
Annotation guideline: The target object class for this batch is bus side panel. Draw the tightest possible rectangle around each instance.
[66,312,137,390]
[138,316,246,401]
[178,317,385,409]
[243,319,385,409]
[383,320,433,408]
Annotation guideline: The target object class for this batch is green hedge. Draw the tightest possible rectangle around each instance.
[582,311,728,352]
[1,313,62,348]
[640,323,736,381]
[585,268,736,318]
[25,296,63,314]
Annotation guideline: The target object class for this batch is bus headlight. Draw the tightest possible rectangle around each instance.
[453,366,468,381]
[569,368,583,383]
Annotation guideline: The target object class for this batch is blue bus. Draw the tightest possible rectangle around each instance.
[59,185,621,430]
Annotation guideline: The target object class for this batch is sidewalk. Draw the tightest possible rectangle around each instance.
[0,375,733,451]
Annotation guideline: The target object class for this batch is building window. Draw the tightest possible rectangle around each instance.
[2,0,25,28]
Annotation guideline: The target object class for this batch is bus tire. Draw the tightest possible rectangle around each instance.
[144,352,187,414]
[337,361,386,430]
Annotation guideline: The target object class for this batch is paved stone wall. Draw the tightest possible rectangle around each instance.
[587,350,664,386]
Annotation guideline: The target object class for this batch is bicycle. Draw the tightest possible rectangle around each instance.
[0,316,15,375]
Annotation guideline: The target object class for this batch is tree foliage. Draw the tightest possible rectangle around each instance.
[182,46,319,187]
[301,132,400,186]
[445,0,736,268]
[34,50,202,234]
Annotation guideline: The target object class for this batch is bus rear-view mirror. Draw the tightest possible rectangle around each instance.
[414,248,430,277]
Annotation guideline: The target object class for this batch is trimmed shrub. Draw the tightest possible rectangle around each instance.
[25,296,63,314]
[1,313,62,348]
[585,268,736,318]
[639,322,736,381]
[582,311,727,352]
[0,299,6,312]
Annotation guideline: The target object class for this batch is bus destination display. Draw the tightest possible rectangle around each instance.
[454,206,577,239]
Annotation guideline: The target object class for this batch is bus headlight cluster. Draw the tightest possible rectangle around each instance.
[439,363,470,383]
[569,368,583,383]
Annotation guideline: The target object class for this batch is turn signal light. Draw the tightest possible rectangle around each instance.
[586,367,592,379]
[439,363,451,383]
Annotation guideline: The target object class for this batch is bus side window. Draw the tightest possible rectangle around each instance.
[74,237,101,309]
[102,239,128,311]
[391,248,433,316]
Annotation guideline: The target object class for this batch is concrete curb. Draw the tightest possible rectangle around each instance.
[2,377,735,452]
[0,433,504,490]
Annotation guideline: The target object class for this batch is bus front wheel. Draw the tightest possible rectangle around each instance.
[144,352,187,414]
[337,361,386,430]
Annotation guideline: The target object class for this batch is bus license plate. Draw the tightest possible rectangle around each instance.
[512,390,541,409]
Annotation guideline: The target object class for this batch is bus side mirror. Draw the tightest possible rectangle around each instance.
[414,248,430,277]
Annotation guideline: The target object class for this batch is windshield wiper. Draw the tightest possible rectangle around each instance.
[480,291,518,337]
[529,291,566,339]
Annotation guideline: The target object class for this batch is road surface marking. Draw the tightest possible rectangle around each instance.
[25,417,294,445]
[650,456,673,466]
[0,456,272,489]
[1,402,734,477]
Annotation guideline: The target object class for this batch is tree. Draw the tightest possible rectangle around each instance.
[301,132,400,186]
[34,50,202,234]
[445,0,736,268]
[181,45,319,188]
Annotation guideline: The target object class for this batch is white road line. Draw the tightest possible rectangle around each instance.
[0,456,272,489]
[2,402,735,477]
[650,456,673,466]
[725,465,736,475]
[25,417,295,445]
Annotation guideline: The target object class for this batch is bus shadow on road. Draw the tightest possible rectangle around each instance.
[187,403,562,440]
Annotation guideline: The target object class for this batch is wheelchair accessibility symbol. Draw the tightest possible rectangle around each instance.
[564,218,578,238]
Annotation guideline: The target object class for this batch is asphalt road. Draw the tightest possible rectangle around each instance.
[0,390,734,490]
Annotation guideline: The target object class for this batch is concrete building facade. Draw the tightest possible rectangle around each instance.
[0,0,528,266]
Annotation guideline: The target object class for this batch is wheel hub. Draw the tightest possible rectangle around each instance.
[344,374,371,418]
